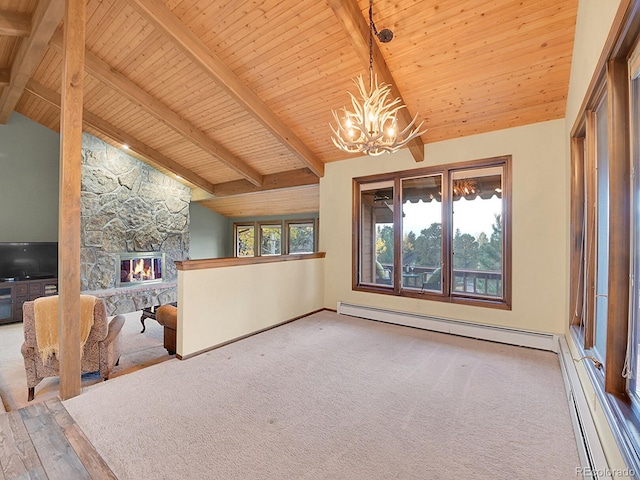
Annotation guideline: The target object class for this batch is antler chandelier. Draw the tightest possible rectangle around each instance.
[330,0,425,156]
[452,179,477,197]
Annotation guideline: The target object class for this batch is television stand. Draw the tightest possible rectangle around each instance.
[0,277,58,325]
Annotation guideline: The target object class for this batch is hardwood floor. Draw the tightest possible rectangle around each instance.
[0,398,114,479]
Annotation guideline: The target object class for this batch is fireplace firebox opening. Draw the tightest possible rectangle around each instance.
[117,252,165,287]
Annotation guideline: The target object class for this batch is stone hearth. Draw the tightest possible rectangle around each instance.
[80,134,191,315]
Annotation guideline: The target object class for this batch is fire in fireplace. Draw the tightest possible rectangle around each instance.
[117,252,165,287]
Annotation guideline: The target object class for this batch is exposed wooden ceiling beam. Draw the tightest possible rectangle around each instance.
[0,10,31,36]
[49,30,263,187]
[0,0,64,124]
[0,69,9,87]
[25,79,218,195]
[128,0,325,178]
[26,80,318,201]
[192,168,320,201]
[327,0,425,162]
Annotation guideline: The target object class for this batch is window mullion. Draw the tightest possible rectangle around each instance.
[393,176,402,294]
[502,159,513,307]
[441,169,452,297]
[604,58,631,395]
[585,110,597,350]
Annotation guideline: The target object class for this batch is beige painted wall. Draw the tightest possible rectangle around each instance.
[320,118,568,335]
[177,257,325,357]
[565,0,621,130]
[563,0,627,471]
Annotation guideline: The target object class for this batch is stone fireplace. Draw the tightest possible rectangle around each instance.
[80,133,191,314]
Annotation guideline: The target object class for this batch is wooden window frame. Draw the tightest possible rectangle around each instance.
[568,0,640,471]
[234,219,319,258]
[352,155,512,310]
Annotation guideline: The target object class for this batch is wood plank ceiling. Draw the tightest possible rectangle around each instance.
[0,0,578,218]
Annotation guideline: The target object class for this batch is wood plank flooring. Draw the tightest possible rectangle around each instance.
[0,398,115,480]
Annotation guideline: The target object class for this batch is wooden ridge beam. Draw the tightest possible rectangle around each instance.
[49,30,263,187]
[0,9,31,36]
[129,0,325,178]
[326,0,425,162]
[0,0,64,124]
[192,168,320,201]
[25,79,218,195]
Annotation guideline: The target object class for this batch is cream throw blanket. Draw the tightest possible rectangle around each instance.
[34,295,96,363]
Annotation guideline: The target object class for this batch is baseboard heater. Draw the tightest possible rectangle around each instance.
[557,336,611,479]
[337,302,559,352]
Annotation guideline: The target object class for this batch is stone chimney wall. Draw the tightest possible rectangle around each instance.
[80,133,190,314]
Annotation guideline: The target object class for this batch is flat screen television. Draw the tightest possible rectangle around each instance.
[0,242,58,281]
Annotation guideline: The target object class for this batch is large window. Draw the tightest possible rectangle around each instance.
[568,2,640,471]
[234,219,318,257]
[354,156,510,308]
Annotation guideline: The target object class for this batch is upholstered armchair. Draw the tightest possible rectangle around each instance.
[21,296,125,401]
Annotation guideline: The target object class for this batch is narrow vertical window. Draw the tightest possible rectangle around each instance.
[360,182,394,286]
[629,60,640,400]
[451,167,504,299]
[401,175,443,292]
[594,93,609,365]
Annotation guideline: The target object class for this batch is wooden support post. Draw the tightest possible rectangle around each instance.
[58,0,85,401]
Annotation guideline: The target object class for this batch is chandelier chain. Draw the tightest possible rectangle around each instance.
[368,0,374,87]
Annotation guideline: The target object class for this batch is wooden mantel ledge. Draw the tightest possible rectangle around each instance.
[176,252,326,271]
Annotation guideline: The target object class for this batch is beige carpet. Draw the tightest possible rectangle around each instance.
[63,311,580,479]
[0,311,172,411]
